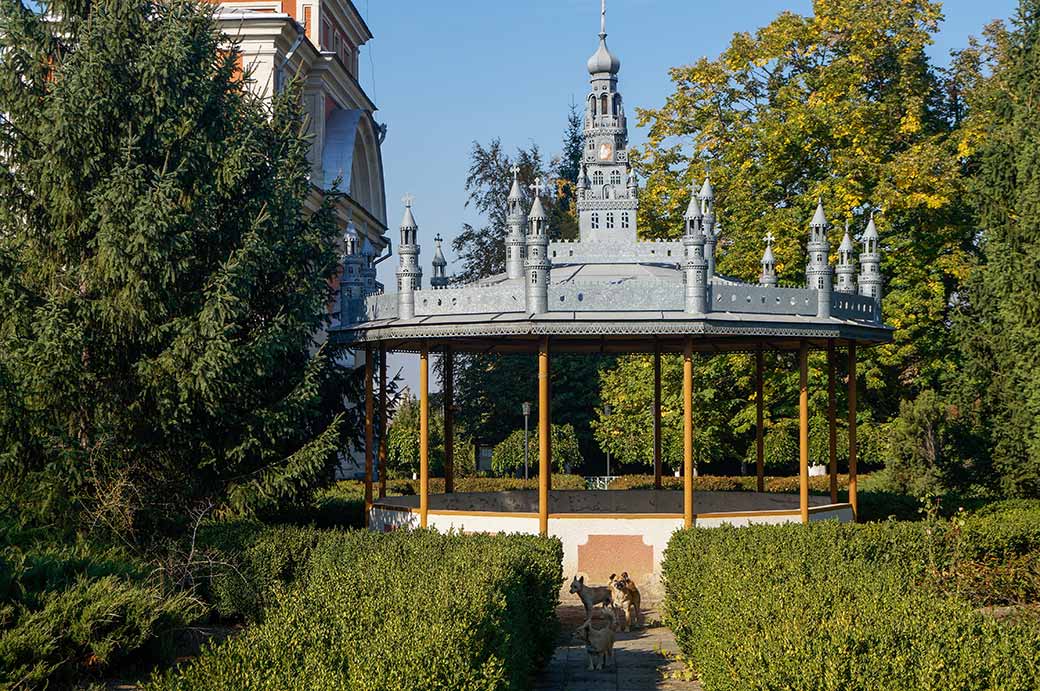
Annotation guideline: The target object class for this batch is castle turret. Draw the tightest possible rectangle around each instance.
[683,181,708,314]
[806,198,833,318]
[340,221,365,323]
[505,166,527,280]
[430,234,448,288]
[578,0,638,242]
[524,178,551,314]
[858,212,882,308]
[759,231,778,287]
[699,177,719,279]
[627,168,639,199]
[396,195,422,319]
[836,221,856,294]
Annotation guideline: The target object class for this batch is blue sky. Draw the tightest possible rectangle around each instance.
[356,0,1018,391]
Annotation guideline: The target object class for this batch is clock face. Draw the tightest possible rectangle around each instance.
[598,142,613,161]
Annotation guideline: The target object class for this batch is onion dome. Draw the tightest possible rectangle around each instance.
[587,36,621,75]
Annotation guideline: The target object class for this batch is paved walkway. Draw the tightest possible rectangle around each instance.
[535,606,701,691]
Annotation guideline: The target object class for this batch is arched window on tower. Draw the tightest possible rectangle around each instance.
[592,171,604,186]
[606,212,615,229]
[610,170,622,185]
[621,212,630,229]
[600,93,609,116]
[591,212,600,230]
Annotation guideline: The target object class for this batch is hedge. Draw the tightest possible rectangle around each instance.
[662,514,1040,691]
[606,473,856,492]
[0,524,203,688]
[387,474,586,495]
[154,527,563,691]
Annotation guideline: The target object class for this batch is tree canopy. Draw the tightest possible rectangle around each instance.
[0,0,353,538]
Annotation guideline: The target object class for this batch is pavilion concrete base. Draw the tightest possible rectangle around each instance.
[370,490,853,603]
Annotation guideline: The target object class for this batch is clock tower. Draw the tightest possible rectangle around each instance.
[578,0,638,243]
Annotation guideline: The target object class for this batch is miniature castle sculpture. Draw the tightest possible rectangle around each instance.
[337,1,886,336]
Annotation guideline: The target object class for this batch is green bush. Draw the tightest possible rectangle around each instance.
[154,528,563,691]
[492,424,583,476]
[606,473,857,493]
[663,520,1040,691]
[0,533,203,688]
[387,474,586,495]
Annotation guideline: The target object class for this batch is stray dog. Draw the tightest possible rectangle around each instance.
[569,575,613,616]
[574,615,616,670]
[609,572,643,631]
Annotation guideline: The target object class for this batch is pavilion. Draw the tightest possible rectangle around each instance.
[331,1,891,593]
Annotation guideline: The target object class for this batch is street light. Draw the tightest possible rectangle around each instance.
[603,403,613,478]
[522,401,531,481]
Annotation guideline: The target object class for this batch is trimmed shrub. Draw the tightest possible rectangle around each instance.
[388,474,586,495]
[606,474,856,492]
[663,520,1040,691]
[0,535,203,688]
[153,528,563,691]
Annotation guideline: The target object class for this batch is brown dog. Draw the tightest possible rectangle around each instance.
[609,572,642,631]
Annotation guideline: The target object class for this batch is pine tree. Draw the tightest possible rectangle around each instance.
[958,0,1040,497]
[0,0,352,536]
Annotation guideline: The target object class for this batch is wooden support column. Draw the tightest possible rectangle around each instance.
[419,342,430,528]
[827,340,838,504]
[848,343,858,521]
[755,347,765,493]
[683,337,694,528]
[378,344,387,499]
[364,344,374,527]
[653,340,663,490]
[443,347,454,494]
[538,336,551,536]
[798,342,810,525]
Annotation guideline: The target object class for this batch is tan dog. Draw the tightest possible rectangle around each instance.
[568,575,613,616]
[574,615,616,670]
[609,572,642,631]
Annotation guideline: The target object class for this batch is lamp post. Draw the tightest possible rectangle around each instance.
[522,401,531,481]
[603,403,613,478]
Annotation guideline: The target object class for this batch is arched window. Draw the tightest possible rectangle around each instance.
[613,94,621,115]
[621,213,630,229]
[592,171,604,186]
[610,170,622,185]
[606,212,615,229]
[600,93,609,115]
[591,212,600,230]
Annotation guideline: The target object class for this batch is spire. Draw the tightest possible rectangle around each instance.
[760,231,778,287]
[699,175,714,201]
[810,197,827,228]
[528,177,548,220]
[400,193,418,232]
[507,165,523,202]
[836,220,856,294]
[683,180,703,223]
[430,234,448,288]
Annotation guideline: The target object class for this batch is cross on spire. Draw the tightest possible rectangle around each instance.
[600,0,607,36]
[530,177,547,198]
[763,231,775,246]
[511,165,521,181]
[402,193,414,208]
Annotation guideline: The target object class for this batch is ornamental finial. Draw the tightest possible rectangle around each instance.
[530,177,547,198]
[402,193,414,208]
[600,0,606,36]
